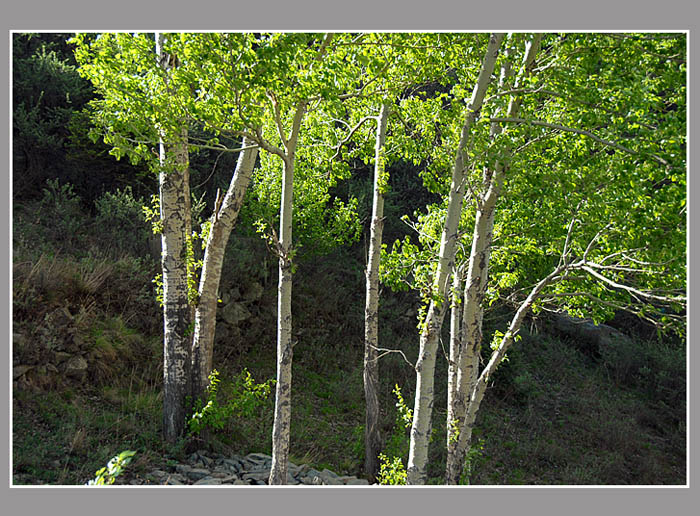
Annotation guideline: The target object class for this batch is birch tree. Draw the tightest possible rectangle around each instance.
[73,33,262,441]
[327,33,481,480]
[362,102,390,480]
[190,138,259,401]
[445,33,542,482]
[185,32,355,484]
[383,32,685,484]
[405,33,505,485]
[155,33,193,441]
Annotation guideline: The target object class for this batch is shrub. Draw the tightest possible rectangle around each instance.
[187,369,275,436]
[37,179,86,252]
[94,186,152,257]
[382,384,412,463]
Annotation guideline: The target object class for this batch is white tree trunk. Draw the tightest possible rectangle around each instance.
[269,102,306,485]
[445,34,543,484]
[406,33,505,485]
[445,266,464,474]
[363,102,390,481]
[269,154,294,485]
[191,138,259,402]
[157,32,192,443]
[456,263,564,477]
[445,162,504,483]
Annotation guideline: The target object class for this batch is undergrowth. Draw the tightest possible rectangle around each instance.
[12,182,686,485]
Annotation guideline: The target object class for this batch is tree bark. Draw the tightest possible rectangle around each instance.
[269,100,307,485]
[269,154,295,486]
[363,102,390,481]
[445,266,464,474]
[444,33,543,484]
[454,263,564,479]
[444,162,504,483]
[157,32,192,443]
[190,138,259,402]
[406,33,505,485]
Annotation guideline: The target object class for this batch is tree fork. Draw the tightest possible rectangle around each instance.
[406,33,505,485]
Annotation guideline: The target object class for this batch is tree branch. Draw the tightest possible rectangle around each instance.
[330,115,378,161]
[486,117,671,169]
[580,264,685,305]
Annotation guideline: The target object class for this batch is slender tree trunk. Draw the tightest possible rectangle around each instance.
[444,162,504,483]
[445,266,464,474]
[190,138,259,402]
[156,33,192,443]
[267,35,330,486]
[269,154,295,485]
[454,263,563,478]
[406,33,505,485]
[363,102,390,481]
[179,127,194,329]
[268,101,306,485]
[159,158,191,443]
[444,34,543,484]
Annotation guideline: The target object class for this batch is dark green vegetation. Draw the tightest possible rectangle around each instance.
[12,33,685,485]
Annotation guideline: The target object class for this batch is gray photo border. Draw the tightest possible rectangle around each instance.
[3,1,697,515]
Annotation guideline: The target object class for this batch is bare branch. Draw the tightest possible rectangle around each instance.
[330,115,378,161]
[582,223,612,261]
[267,90,289,150]
[580,264,685,304]
[369,344,416,369]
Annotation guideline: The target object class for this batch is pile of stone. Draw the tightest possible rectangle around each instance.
[133,450,371,486]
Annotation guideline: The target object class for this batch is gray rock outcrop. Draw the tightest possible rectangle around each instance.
[128,450,372,486]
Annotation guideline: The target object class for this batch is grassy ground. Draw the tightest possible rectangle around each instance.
[11,191,686,485]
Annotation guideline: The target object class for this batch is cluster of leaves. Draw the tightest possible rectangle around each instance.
[377,453,407,485]
[187,369,275,436]
[380,33,686,336]
[379,384,414,482]
[86,450,136,485]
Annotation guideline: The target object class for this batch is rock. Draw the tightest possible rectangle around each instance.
[345,478,370,485]
[194,477,223,485]
[305,468,321,479]
[246,453,272,463]
[242,470,270,482]
[64,356,88,379]
[220,458,243,473]
[221,302,252,326]
[242,282,264,302]
[212,473,238,482]
[53,351,72,363]
[184,468,212,481]
[550,313,632,356]
[189,450,214,468]
[13,365,33,380]
[125,448,361,487]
